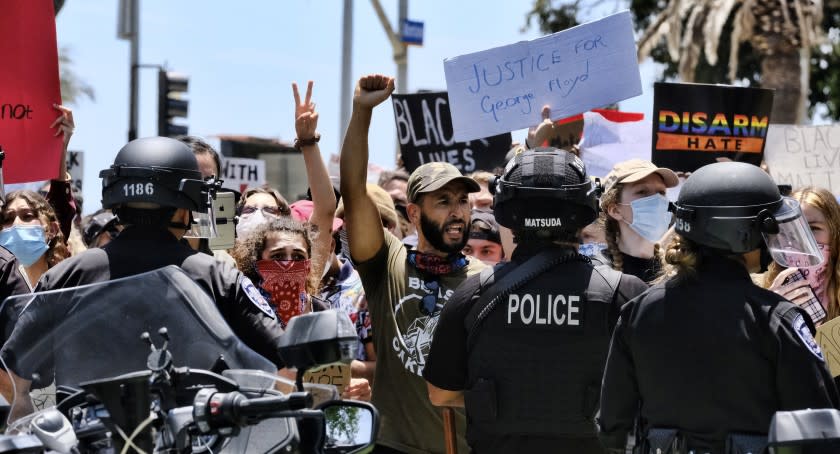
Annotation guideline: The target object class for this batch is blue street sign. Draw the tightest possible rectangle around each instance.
[401,19,424,46]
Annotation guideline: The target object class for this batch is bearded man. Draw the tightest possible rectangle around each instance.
[339,74,485,454]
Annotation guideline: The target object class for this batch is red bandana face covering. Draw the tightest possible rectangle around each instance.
[256,259,311,326]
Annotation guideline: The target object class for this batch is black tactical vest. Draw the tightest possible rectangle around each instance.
[464,259,621,444]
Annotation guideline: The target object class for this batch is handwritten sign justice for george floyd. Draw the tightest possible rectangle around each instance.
[443,10,642,142]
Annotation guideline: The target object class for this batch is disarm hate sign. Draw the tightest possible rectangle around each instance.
[443,10,642,142]
[392,92,512,173]
[0,0,63,183]
[652,82,773,172]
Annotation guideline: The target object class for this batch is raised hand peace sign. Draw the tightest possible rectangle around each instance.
[292,80,318,140]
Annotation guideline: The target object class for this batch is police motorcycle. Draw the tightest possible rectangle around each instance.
[631,409,840,454]
[0,265,377,453]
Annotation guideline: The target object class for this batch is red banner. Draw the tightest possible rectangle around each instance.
[0,0,63,183]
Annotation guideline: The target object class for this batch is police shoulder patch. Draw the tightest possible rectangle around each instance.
[792,313,824,362]
[240,276,276,320]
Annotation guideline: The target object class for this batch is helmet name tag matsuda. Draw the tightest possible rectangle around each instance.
[507,294,580,326]
[524,218,563,228]
[122,183,155,197]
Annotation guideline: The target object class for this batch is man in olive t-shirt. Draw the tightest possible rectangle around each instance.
[340,74,485,454]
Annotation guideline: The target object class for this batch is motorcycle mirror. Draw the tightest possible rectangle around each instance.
[318,400,379,454]
[277,310,357,390]
[768,408,840,453]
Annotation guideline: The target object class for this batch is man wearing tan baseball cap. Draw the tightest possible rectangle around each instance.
[599,159,679,283]
[338,74,485,454]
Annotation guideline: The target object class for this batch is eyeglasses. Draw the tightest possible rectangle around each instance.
[241,205,284,217]
[420,278,440,316]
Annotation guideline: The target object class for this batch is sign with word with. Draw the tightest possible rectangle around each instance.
[443,10,642,142]
[652,82,774,172]
[764,124,840,195]
[392,92,512,173]
[221,157,266,193]
[0,0,63,183]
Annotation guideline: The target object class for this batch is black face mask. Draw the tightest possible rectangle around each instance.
[419,212,468,254]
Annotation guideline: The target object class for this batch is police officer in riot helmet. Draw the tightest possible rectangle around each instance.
[0,137,286,415]
[598,162,840,454]
[424,147,648,454]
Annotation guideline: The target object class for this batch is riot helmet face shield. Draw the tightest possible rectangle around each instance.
[675,197,823,267]
[762,197,823,268]
[182,177,220,239]
[491,148,600,233]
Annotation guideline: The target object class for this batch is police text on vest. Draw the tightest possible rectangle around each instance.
[507,294,580,325]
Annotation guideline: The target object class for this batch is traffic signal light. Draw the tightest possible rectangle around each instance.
[157,70,189,137]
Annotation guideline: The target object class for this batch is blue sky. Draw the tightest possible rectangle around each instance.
[54,0,659,214]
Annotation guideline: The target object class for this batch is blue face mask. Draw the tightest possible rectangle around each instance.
[0,225,49,266]
[622,194,672,243]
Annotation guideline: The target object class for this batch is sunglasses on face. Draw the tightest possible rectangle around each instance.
[241,205,283,217]
[420,278,440,316]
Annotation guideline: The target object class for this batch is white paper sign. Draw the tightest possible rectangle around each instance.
[579,111,651,178]
[443,10,642,142]
[764,124,840,195]
[66,150,83,194]
[221,157,266,193]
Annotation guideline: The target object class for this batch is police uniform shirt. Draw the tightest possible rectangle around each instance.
[1,226,285,379]
[0,245,31,344]
[424,244,648,453]
[598,255,840,453]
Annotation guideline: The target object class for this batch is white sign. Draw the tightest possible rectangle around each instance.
[66,150,83,194]
[221,157,266,193]
[443,10,642,142]
[579,112,651,179]
[764,124,840,195]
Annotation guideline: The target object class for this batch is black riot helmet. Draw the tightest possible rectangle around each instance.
[490,147,599,233]
[100,137,212,211]
[673,162,823,267]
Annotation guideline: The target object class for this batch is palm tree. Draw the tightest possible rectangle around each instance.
[53,0,95,105]
[637,0,823,124]
[59,47,95,104]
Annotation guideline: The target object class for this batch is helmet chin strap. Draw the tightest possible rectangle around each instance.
[169,210,192,231]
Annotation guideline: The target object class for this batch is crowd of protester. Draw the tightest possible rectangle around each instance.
[0,74,838,453]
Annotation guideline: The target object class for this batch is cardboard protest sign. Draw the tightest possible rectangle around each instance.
[816,316,840,377]
[651,82,773,173]
[392,92,512,173]
[302,364,351,394]
[764,124,840,195]
[443,11,642,142]
[220,157,266,193]
[0,0,63,183]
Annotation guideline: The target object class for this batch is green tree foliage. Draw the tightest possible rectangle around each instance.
[524,0,840,121]
[59,47,95,105]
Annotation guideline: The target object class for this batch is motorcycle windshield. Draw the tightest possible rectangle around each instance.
[0,265,276,419]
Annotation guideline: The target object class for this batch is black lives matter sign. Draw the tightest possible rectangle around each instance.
[392,92,512,173]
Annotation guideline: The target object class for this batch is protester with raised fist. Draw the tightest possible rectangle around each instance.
[340,74,485,454]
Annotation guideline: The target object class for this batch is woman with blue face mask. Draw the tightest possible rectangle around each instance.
[0,191,71,290]
[598,159,679,283]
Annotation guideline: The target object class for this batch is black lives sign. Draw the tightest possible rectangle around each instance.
[392,92,512,173]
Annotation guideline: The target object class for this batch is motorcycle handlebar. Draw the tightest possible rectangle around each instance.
[193,389,313,433]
